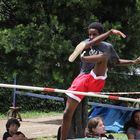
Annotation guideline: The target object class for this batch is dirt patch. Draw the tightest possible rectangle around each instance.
[0,115,62,139]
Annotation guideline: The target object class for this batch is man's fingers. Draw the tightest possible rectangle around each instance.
[112,29,126,38]
[118,31,126,38]
[134,56,140,64]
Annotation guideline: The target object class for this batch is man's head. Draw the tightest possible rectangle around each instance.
[88,22,104,40]
[88,22,104,34]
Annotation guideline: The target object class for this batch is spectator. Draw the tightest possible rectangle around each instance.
[85,117,114,139]
[124,110,140,140]
[3,118,28,140]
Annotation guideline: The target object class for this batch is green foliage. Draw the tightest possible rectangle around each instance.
[124,3,140,58]
[0,21,73,85]
[104,21,126,55]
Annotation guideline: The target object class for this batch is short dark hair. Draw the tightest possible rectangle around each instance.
[88,22,104,34]
[6,118,20,131]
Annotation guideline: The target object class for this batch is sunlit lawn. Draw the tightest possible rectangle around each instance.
[0,111,127,140]
[0,111,62,120]
[0,111,62,140]
[35,133,127,140]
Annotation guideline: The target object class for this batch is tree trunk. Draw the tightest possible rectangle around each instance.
[68,97,88,139]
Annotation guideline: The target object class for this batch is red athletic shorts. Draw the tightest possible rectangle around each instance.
[66,70,107,102]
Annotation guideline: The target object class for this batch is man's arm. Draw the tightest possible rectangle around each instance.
[116,56,140,65]
[85,29,126,49]
[69,29,126,62]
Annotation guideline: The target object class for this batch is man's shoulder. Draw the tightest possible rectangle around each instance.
[100,41,113,47]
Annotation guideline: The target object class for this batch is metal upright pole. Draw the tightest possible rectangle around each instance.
[12,76,16,107]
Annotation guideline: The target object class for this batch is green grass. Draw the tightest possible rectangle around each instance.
[20,111,62,119]
[0,111,127,140]
[35,136,56,140]
[34,133,127,140]
[0,111,61,140]
[0,113,6,119]
[0,111,62,120]
[108,133,127,140]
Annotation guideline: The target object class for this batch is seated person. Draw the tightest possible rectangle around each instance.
[85,117,114,139]
[124,109,140,140]
[3,118,28,140]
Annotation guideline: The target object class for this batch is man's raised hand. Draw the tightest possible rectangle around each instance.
[134,56,140,64]
[111,29,126,38]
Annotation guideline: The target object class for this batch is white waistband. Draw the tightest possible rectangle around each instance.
[90,70,107,80]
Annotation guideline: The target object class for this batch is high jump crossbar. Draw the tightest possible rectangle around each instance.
[0,83,140,103]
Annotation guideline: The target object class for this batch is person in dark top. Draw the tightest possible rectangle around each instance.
[80,40,120,74]
[3,118,27,140]
[80,22,140,74]
[60,22,140,140]
[124,110,140,140]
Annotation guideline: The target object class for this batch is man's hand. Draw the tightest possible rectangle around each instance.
[111,29,126,38]
[134,56,140,64]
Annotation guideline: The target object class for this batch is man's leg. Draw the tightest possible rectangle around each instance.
[61,97,79,140]
[81,53,108,76]
[61,53,108,140]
